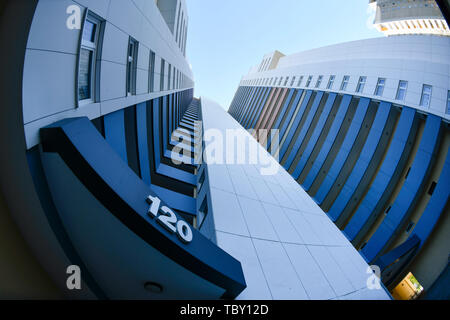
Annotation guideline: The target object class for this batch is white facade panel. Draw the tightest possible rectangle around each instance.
[22,0,193,149]
[201,97,391,300]
[241,36,450,120]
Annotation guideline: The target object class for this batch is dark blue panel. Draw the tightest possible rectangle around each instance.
[248,87,273,129]
[240,86,262,125]
[283,91,324,170]
[423,263,450,300]
[302,94,353,191]
[327,102,392,222]
[152,184,197,214]
[28,147,107,299]
[275,89,305,146]
[273,89,296,129]
[410,147,450,247]
[104,109,128,163]
[267,88,296,150]
[234,86,248,114]
[243,87,268,128]
[136,102,151,185]
[40,117,246,299]
[292,93,337,180]
[373,235,420,286]
[361,114,442,263]
[237,87,258,122]
[279,90,313,160]
[343,107,418,243]
[161,95,169,150]
[168,94,174,134]
[236,87,249,116]
[152,98,196,186]
[246,87,267,128]
[314,97,370,205]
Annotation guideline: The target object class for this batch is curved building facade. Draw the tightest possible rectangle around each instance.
[0,0,244,299]
[229,22,450,297]
[0,0,394,300]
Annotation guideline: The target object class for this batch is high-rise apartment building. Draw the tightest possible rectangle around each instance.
[229,1,449,300]
[1,0,392,300]
[0,0,447,301]
[369,0,449,36]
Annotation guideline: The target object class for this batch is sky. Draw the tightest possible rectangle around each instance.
[185,0,382,110]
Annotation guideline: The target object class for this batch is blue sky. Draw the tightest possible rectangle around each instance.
[185,0,382,110]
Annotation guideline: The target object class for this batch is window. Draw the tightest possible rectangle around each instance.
[428,181,437,196]
[420,84,432,107]
[396,80,408,100]
[175,70,178,89]
[405,221,415,234]
[290,76,296,86]
[385,205,392,215]
[297,76,303,87]
[340,75,349,90]
[167,64,172,90]
[274,78,278,86]
[374,78,386,96]
[78,12,103,102]
[306,75,312,87]
[198,169,206,191]
[126,37,138,96]
[327,75,335,89]
[447,91,450,115]
[356,76,366,93]
[315,75,323,88]
[278,77,283,86]
[405,166,411,179]
[160,58,165,91]
[196,196,208,229]
[149,51,155,92]
[284,77,289,86]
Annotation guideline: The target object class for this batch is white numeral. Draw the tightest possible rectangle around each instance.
[145,195,193,243]
[176,220,193,243]
[146,195,160,217]
[157,206,177,233]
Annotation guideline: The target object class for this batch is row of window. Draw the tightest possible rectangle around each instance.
[258,58,272,72]
[242,74,449,113]
[78,11,192,105]
[174,2,187,55]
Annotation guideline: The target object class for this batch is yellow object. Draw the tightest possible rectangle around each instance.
[391,272,424,300]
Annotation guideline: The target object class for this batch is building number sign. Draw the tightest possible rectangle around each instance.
[146,195,193,243]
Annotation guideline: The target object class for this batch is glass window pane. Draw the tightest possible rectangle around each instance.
[375,78,385,96]
[78,48,92,100]
[160,59,165,91]
[83,20,96,43]
[396,81,407,100]
[447,91,450,114]
[420,85,432,107]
